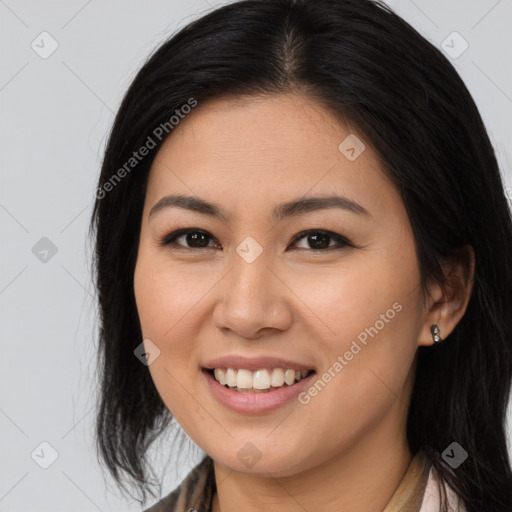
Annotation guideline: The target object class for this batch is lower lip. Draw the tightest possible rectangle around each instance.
[202,369,316,414]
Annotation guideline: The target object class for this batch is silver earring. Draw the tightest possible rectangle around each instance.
[431,324,442,344]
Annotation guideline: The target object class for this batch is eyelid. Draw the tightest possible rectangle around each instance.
[157,227,354,252]
[157,227,219,249]
[289,229,353,249]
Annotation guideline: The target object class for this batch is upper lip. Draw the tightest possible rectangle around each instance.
[203,355,315,372]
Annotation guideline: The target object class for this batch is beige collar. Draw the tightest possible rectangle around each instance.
[382,450,431,511]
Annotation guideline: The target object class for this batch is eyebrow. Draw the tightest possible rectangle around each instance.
[148,193,371,222]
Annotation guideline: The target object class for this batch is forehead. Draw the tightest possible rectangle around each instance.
[144,93,402,222]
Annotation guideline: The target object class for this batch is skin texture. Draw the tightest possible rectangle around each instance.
[133,93,474,511]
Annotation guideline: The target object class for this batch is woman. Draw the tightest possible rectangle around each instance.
[89,0,512,510]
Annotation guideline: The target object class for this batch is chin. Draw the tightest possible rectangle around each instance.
[205,439,316,477]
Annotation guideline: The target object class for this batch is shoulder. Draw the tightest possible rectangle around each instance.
[143,456,215,512]
[419,465,467,512]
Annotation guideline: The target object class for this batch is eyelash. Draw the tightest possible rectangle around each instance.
[157,227,354,253]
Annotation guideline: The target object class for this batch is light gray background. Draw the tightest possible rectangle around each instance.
[1,0,511,511]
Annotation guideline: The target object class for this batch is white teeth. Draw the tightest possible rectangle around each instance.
[284,369,296,385]
[226,368,237,387]
[236,369,253,389]
[211,367,312,391]
[253,369,271,390]
[270,368,285,387]
[214,368,226,386]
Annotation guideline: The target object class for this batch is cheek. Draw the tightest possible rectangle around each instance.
[294,250,420,353]
[134,248,209,340]
[301,245,422,403]
[133,249,215,418]
[299,284,421,458]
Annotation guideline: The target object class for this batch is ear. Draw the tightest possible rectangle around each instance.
[418,245,475,347]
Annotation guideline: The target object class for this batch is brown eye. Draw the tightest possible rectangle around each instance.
[158,229,219,250]
[159,228,353,252]
[289,230,352,251]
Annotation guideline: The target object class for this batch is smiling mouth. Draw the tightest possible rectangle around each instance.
[205,367,316,393]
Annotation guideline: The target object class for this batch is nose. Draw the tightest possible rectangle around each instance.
[212,249,293,340]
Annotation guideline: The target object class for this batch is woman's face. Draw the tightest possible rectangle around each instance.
[133,93,433,476]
